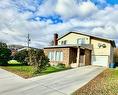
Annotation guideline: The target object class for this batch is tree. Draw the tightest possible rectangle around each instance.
[0,42,11,65]
[26,48,49,73]
[14,48,49,73]
[14,49,28,65]
[0,42,7,48]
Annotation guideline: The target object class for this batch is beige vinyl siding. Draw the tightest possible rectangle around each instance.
[58,33,90,45]
[91,38,111,56]
[91,38,112,67]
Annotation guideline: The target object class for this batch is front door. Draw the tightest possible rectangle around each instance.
[79,49,85,66]
[79,55,85,66]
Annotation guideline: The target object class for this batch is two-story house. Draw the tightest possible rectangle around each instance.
[44,32,116,67]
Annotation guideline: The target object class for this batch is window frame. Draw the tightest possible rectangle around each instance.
[77,38,86,45]
[48,51,64,61]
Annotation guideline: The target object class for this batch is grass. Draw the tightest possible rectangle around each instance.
[0,60,69,79]
[42,66,69,74]
[73,68,118,95]
[0,64,35,78]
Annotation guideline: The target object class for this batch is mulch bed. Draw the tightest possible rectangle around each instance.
[73,69,118,95]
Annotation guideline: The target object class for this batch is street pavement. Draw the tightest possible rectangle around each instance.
[0,66,105,95]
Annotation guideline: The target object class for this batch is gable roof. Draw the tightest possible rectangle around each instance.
[58,32,116,47]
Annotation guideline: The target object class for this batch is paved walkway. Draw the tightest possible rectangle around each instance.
[0,66,105,95]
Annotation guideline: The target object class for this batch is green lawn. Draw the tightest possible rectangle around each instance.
[0,65,34,78]
[0,60,70,78]
[73,68,118,95]
[42,66,68,74]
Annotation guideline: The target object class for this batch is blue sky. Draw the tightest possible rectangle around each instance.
[107,0,118,5]
[0,0,118,48]
[92,0,118,5]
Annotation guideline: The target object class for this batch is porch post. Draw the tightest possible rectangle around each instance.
[77,48,80,67]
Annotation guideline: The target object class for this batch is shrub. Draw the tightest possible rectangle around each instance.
[57,63,65,68]
[14,49,28,65]
[0,42,7,48]
[14,48,49,73]
[26,48,49,73]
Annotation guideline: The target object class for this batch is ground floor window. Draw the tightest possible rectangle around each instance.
[48,51,63,61]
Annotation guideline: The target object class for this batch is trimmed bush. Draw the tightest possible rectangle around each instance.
[57,63,65,68]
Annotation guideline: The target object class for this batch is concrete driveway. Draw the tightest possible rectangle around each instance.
[0,66,105,95]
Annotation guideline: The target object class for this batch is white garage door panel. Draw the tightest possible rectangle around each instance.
[92,56,108,67]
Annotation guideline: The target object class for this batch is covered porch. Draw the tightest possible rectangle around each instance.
[44,45,92,68]
[70,47,92,68]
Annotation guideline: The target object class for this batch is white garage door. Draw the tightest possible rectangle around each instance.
[92,56,109,67]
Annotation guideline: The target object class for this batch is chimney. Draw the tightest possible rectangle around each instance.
[54,33,58,45]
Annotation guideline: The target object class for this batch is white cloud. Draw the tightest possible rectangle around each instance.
[0,0,118,48]
[78,1,98,17]
[36,0,57,16]
[89,5,118,39]
[55,0,98,19]
[91,25,118,39]
[55,0,78,19]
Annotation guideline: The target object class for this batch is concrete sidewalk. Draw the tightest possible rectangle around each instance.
[0,66,105,95]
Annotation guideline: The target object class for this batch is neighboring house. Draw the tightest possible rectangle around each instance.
[8,45,39,56]
[8,45,25,56]
[44,32,116,67]
[8,44,25,50]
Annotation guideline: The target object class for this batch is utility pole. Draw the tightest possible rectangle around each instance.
[27,33,31,49]
[27,33,31,65]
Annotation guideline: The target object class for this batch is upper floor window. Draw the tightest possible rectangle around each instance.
[61,40,67,45]
[77,38,86,45]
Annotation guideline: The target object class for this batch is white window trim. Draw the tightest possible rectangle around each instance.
[48,51,64,61]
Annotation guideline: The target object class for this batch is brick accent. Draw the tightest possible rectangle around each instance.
[44,47,91,67]
[44,48,70,67]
